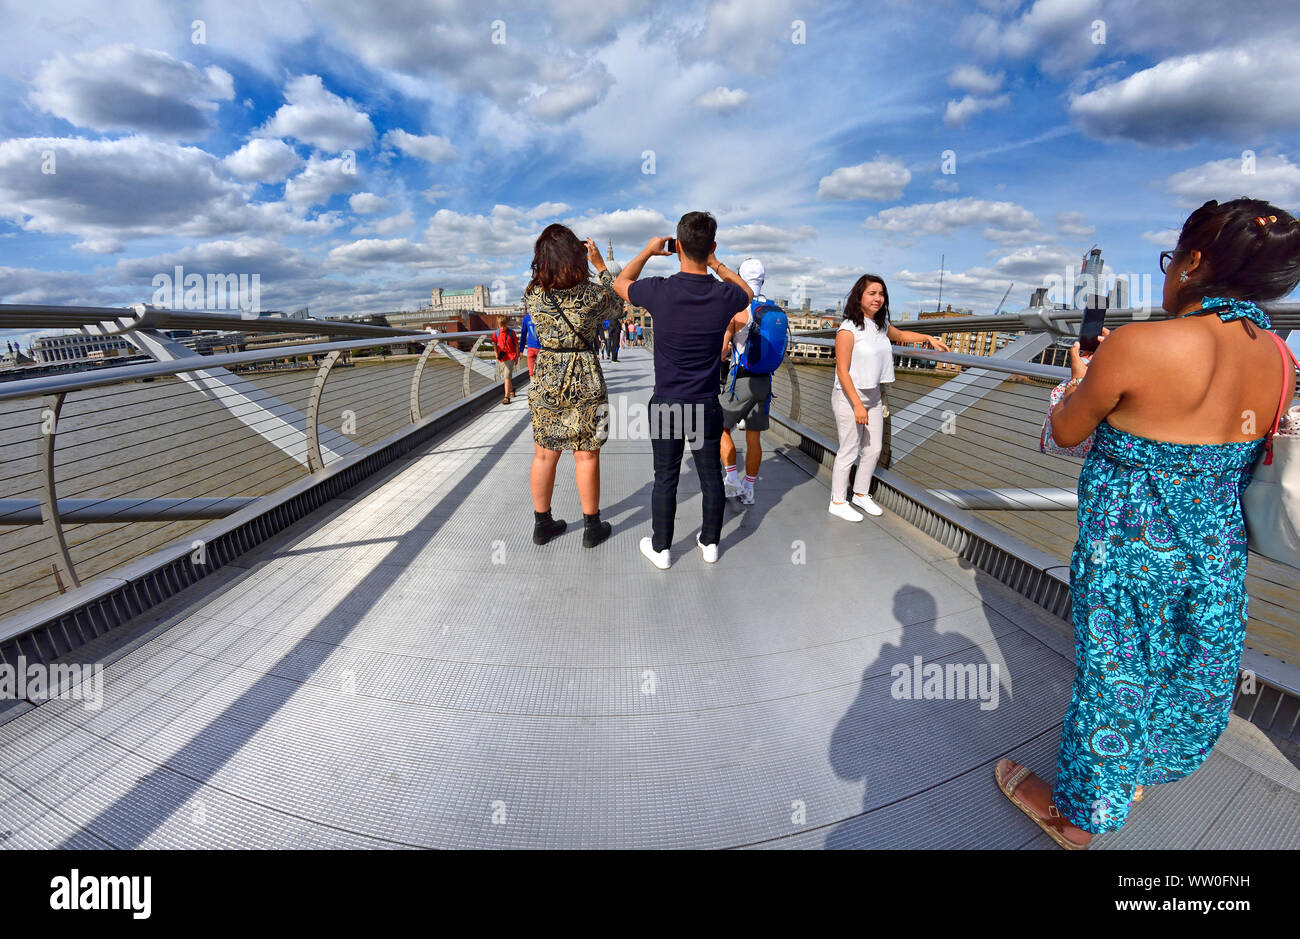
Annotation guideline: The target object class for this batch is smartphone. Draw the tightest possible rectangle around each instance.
[1078,305,1106,355]
[665,238,676,255]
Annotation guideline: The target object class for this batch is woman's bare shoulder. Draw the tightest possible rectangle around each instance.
[1105,317,1213,360]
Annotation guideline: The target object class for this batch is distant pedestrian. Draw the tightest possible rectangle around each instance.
[492,315,519,405]
[606,315,620,362]
[521,310,541,378]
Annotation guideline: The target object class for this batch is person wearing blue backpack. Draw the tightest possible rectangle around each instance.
[720,258,786,505]
[520,310,541,378]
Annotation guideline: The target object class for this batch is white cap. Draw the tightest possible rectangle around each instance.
[738,257,765,295]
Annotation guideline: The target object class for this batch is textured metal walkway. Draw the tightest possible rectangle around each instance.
[1,349,1297,849]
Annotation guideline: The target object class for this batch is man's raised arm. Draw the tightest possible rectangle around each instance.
[707,252,754,301]
[613,237,669,302]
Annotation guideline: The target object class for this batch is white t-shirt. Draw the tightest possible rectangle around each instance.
[728,295,763,362]
[834,316,895,390]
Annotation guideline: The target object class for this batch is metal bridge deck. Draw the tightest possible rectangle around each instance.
[1,350,1297,849]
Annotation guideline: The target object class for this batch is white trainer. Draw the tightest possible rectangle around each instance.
[696,534,719,563]
[723,473,744,498]
[851,492,884,516]
[640,536,670,570]
[739,484,755,506]
[828,500,863,522]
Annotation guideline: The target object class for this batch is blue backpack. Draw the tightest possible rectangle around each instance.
[727,298,788,397]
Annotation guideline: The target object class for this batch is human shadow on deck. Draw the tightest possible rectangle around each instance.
[57,413,528,848]
[825,584,1007,849]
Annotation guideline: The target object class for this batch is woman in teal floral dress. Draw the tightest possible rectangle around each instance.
[524,224,623,549]
[996,199,1300,848]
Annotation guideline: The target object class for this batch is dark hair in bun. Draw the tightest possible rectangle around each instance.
[1174,197,1300,302]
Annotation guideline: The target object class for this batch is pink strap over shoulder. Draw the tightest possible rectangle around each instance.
[1263,331,1300,465]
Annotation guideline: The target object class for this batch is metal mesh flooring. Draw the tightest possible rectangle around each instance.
[1,349,1297,849]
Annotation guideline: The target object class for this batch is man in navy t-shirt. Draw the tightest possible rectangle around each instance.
[614,211,753,569]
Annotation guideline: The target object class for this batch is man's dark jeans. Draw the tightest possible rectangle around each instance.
[649,395,724,552]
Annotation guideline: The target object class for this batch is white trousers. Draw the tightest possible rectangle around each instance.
[831,384,883,502]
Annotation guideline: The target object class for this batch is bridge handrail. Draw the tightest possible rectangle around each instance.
[0,330,497,403]
[788,301,1300,336]
[785,336,1070,381]
[0,302,439,338]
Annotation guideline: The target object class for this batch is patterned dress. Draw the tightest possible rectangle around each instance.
[526,269,623,451]
[1052,298,1273,834]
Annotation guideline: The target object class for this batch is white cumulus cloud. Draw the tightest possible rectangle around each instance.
[284,153,363,208]
[1069,46,1300,146]
[817,157,912,201]
[1164,154,1300,209]
[348,192,391,214]
[258,75,375,152]
[944,94,1010,128]
[31,44,234,138]
[223,138,303,182]
[382,129,457,163]
[695,86,750,112]
[862,198,1040,240]
[948,65,1004,95]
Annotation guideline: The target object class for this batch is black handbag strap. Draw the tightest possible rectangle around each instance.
[552,303,597,354]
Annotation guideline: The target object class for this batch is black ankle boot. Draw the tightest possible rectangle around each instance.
[582,511,612,548]
[533,509,566,545]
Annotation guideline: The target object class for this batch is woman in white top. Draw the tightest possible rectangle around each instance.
[829,275,950,522]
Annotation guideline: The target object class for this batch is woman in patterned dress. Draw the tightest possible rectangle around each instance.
[525,224,622,549]
[996,198,1300,848]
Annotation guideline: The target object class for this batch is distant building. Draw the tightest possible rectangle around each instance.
[1033,337,1078,370]
[0,342,35,370]
[1074,247,1105,309]
[1108,276,1129,310]
[430,286,492,312]
[914,306,1008,372]
[163,329,245,355]
[32,333,135,364]
[606,241,651,328]
[787,314,837,360]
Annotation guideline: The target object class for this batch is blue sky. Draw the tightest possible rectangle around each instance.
[2,0,1300,341]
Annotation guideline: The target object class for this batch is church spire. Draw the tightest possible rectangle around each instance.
[607,238,615,263]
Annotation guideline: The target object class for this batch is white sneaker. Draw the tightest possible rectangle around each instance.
[696,534,719,563]
[851,492,884,516]
[739,483,755,506]
[723,473,744,498]
[828,500,863,523]
[640,536,670,570]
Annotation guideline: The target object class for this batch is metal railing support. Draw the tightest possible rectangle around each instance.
[781,356,802,422]
[464,334,491,398]
[305,350,343,473]
[410,341,439,423]
[37,392,81,591]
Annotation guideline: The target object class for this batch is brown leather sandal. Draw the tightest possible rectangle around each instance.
[995,759,1090,850]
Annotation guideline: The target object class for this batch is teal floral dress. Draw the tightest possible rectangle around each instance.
[1051,298,1272,834]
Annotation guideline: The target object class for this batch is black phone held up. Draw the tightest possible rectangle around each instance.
[1078,305,1106,355]
[665,238,676,255]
